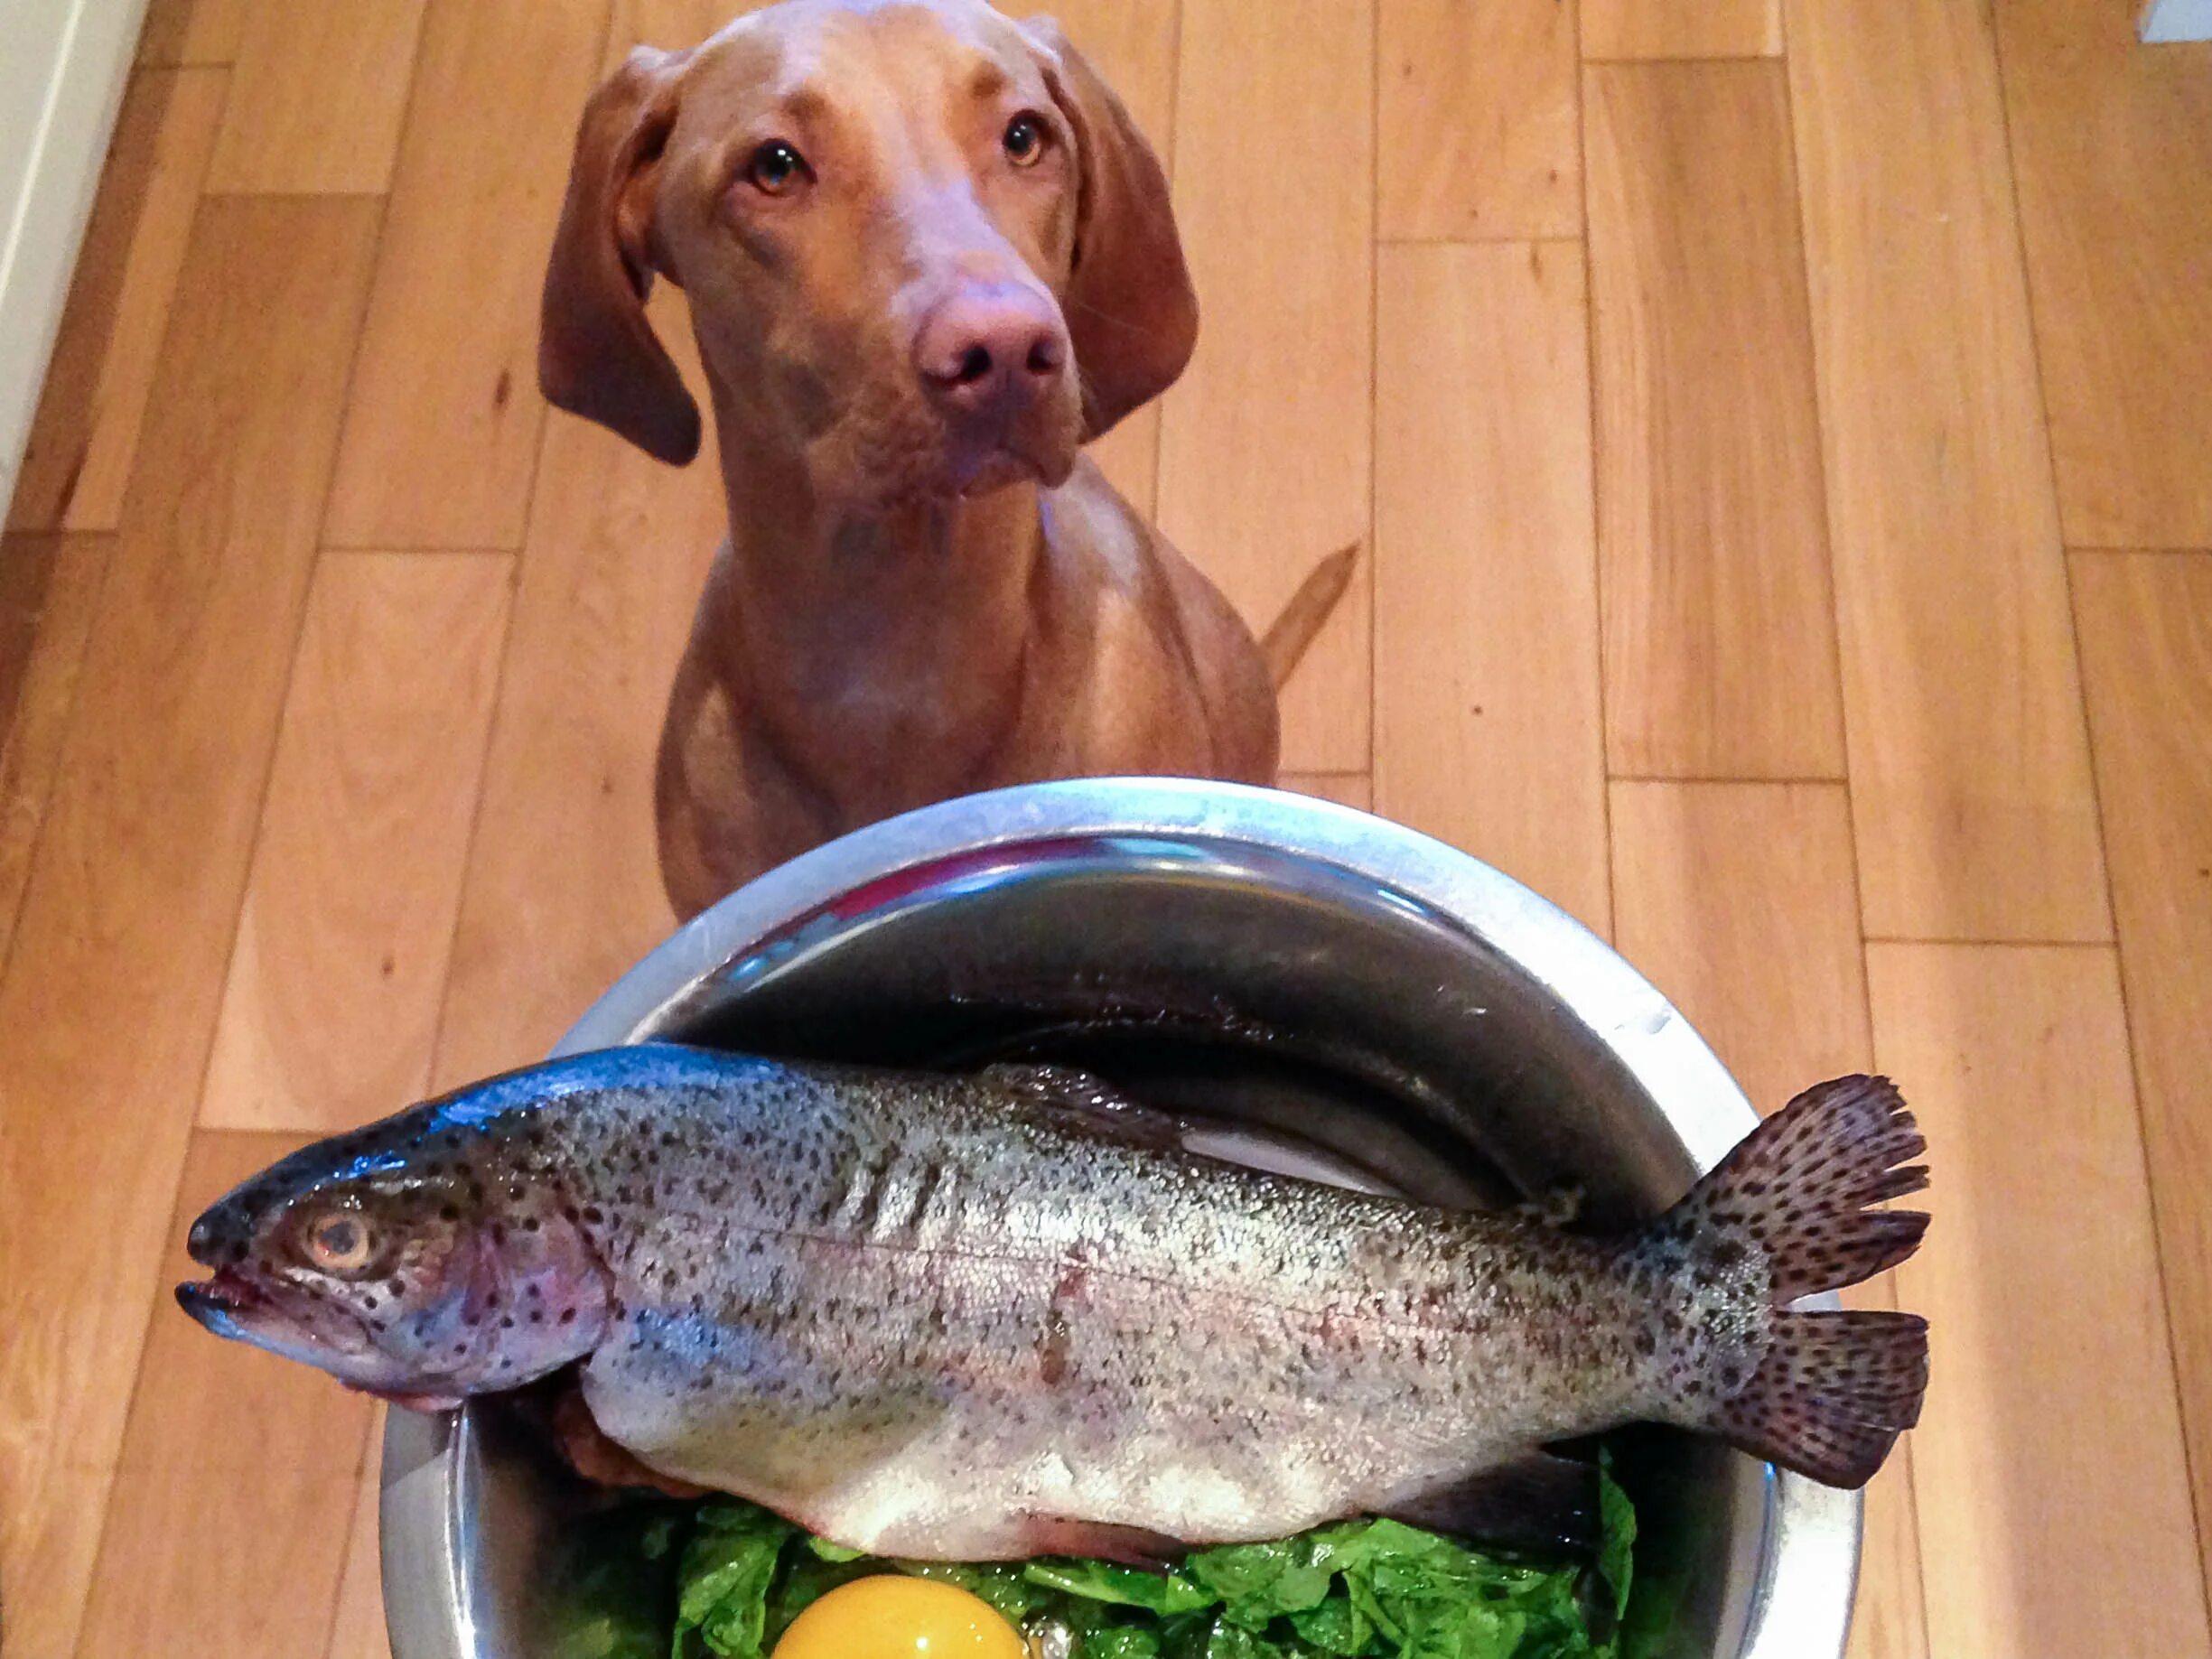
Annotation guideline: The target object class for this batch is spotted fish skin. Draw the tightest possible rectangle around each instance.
[180,1044,1931,1560]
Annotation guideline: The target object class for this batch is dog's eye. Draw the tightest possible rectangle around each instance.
[1003,114,1048,167]
[299,1209,381,1277]
[746,139,809,196]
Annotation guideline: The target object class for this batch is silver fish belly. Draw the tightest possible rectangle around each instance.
[555,1051,1916,1559]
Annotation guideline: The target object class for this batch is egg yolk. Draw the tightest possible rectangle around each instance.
[770,1575,1028,1658]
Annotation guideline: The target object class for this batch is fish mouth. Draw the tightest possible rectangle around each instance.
[175,1267,375,1359]
[175,1269,278,1339]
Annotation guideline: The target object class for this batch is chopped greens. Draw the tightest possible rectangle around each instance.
[548,1459,1649,1659]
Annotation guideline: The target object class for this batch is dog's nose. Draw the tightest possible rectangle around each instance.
[915,285,1067,419]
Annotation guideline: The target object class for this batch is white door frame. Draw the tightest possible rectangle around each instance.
[2142,0,2212,42]
[0,0,150,524]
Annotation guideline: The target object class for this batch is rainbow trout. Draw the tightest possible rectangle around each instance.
[178,1044,1928,1561]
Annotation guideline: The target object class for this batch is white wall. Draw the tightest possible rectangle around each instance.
[2141,0,2212,41]
[0,0,149,523]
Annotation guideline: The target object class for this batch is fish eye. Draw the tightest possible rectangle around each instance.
[1003,112,1049,168]
[746,139,810,197]
[298,1209,381,1277]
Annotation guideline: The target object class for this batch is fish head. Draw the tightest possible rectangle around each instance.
[176,1104,614,1407]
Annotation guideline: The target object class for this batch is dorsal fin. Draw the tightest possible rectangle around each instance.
[981,1063,1187,1152]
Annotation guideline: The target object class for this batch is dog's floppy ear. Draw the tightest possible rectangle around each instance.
[540,46,701,465]
[1023,17,1198,440]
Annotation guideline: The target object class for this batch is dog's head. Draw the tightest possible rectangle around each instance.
[540,0,1195,508]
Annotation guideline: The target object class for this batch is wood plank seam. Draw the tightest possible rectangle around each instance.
[1156,0,1377,769]
[1582,53,1779,64]
[316,544,535,558]
[1580,50,1851,779]
[1574,46,1619,935]
[1998,0,2212,548]
[1788,49,1853,789]
[1377,233,1589,247]
[1353,0,1371,783]
[2065,552,2212,1606]
[308,5,440,552]
[4,191,382,1654]
[1839,784,1935,1654]
[1780,3,1931,1617]
[1776,0,1894,951]
[69,1160,379,1659]
[202,190,391,201]
[1610,773,1844,787]
[317,0,607,553]
[196,119,434,1141]
[0,543,117,966]
[2114,927,2212,1619]
[39,70,402,1630]
[188,5,478,1597]
[1,144,239,983]
[313,1422,386,1659]
[1981,1,2133,955]
[416,666,531,1083]
[1785,0,2111,941]
[0,183,170,950]
[6,66,235,536]
[2070,546,2212,558]
[1862,936,2122,949]
[1770,9,1867,897]
[415,483,535,1079]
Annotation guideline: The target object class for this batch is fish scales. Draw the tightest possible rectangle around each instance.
[179,1043,1930,1560]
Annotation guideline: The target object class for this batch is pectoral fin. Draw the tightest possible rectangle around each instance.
[1377,1450,1601,1555]
[1014,1512,1190,1571]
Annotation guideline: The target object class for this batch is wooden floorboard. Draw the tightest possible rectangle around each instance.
[2072,551,2212,1609]
[199,552,514,1132]
[6,66,228,534]
[77,1130,371,1657]
[205,0,428,197]
[1582,0,1779,61]
[1785,0,2109,943]
[0,534,109,961]
[1868,943,2210,1657]
[0,534,61,750]
[0,196,378,1658]
[1378,0,1582,241]
[1608,780,1865,1113]
[1608,778,1927,1658]
[1996,1,2212,550]
[1584,60,1843,780]
[321,0,610,551]
[433,292,721,1087]
[1373,241,1610,935]
[1155,0,1374,771]
[135,0,247,68]
[323,1437,395,1659]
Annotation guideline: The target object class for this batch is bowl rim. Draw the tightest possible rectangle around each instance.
[380,777,1861,1659]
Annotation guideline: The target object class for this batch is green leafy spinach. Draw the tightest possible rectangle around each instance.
[547,1459,1648,1659]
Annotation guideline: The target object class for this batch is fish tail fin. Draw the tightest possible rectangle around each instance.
[1704,1309,1929,1488]
[1662,1075,1931,1488]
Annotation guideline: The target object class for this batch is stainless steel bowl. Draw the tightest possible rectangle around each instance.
[379,778,1860,1657]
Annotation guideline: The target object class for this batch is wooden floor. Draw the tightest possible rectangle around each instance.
[2,0,2207,1653]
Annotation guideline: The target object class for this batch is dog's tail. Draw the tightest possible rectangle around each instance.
[1260,543,1361,689]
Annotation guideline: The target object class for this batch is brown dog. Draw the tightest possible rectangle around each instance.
[541,0,1351,921]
